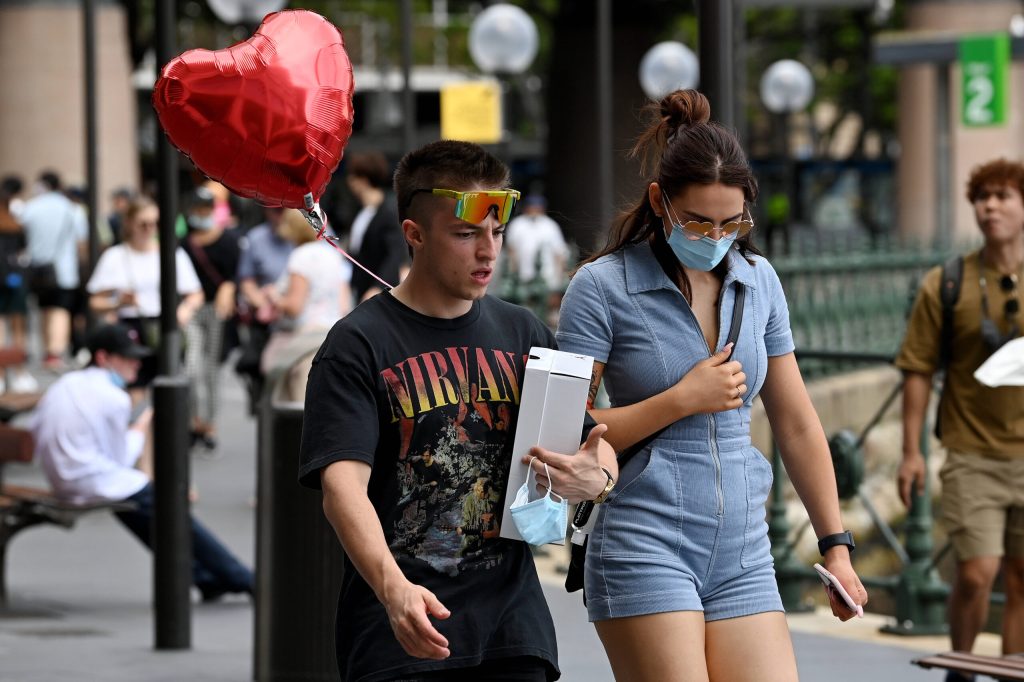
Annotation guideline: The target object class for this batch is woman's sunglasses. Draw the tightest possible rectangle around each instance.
[664,201,754,241]
[408,188,521,225]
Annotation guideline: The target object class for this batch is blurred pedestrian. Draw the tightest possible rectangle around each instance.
[86,197,203,398]
[2,175,25,218]
[107,186,134,245]
[19,170,88,370]
[897,158,1024,680]
[505,193,569,325]
[0,177,34,392]
[344,150,408,304]
[235,206,293,412]
[260,209,349,400]
[31,323,254,602]
[181,187,241,451]
[556,90,866,681]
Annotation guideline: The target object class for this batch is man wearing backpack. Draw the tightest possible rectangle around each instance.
[897,158,1024,681]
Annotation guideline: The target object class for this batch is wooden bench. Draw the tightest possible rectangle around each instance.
[914,651,1024,680]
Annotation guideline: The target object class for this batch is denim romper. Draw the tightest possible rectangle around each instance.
[556,242,795,622]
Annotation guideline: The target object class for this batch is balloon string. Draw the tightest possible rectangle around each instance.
[300,193,394,291]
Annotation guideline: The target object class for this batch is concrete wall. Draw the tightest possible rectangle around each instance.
[897,0,1024,246]
[0,1,139,206]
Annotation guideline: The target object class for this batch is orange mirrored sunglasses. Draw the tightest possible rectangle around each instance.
[409,188,521,225]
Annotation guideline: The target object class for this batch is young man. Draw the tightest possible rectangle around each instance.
[299,140,616,681]
[32,323,255,602]
[897,158,1024,681]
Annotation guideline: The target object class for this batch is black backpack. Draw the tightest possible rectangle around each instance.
[934,255,964,438]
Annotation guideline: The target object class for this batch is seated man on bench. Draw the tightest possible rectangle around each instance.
[30,323,254,602]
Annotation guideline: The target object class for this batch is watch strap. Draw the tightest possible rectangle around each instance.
[817,530,855,556]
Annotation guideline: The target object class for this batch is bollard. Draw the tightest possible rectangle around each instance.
[880,421,949,635]
[153,375,192,650]
[253,375,346,681]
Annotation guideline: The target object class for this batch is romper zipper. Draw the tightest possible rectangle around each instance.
[679,278,731,518]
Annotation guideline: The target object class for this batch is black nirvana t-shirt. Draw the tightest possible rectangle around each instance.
[299,292,561,682]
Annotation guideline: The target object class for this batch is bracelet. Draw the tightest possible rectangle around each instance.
[592,468,615,504]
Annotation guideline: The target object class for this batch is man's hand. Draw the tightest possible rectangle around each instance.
[677,344,747,414]
[522,424,612,504]
[897,451,927,508]
[382,578,451,660]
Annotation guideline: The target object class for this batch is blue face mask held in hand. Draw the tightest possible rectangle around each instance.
[509,457,568,546]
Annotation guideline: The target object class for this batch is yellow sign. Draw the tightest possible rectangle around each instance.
[441,81,502,144]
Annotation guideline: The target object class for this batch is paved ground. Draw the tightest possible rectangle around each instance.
[0,364,997,681]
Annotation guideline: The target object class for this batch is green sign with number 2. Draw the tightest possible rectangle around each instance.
[959,34,1009,127]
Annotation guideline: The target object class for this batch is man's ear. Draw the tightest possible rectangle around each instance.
[402,218,425,252]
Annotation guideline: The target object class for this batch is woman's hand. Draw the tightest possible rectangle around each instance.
[676,344,747,414]
[118,291,138,309]
[522,424,613,504]
[822,549,868,621]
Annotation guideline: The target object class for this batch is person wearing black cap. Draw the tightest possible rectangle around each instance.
[31,323,254,602]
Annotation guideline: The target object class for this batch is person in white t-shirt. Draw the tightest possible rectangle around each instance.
[31,323,254,602]
[504,194,570,324]
[261,209,351,398]
[86,197,203,392]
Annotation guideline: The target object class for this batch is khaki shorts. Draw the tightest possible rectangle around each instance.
[940,449,1024,561]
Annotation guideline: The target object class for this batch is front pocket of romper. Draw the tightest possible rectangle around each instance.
[600,447,680,558]
[740,448,774,568]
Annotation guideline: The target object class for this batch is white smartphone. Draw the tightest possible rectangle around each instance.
[813,563,863,618]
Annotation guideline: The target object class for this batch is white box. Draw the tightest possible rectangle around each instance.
[500,347,594,544]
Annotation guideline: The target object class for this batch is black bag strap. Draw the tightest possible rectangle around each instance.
[617,280,746,468]
[938,255,964,372]
[934,255,963,440]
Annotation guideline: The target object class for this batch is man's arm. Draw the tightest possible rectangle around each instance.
[320,460,451,660]
[898,371,932,507]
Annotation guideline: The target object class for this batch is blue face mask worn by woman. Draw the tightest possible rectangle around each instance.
[509,458,568,546]
[662,198,734,271]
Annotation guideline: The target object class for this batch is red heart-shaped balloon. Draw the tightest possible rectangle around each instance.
[153,10,354,209]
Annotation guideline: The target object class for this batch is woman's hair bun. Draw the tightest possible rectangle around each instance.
[661,90,711,131]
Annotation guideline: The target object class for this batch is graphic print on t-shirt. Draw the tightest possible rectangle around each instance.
[381,345,523,577]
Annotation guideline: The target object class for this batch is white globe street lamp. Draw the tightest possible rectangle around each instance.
[639,41,699,101]
[759,59,814,115]
[206,0,287,26]
[469,3,539,75]
[759,59,814,251]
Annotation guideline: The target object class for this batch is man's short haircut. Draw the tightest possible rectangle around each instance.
[38,170,61,192]
[393,140,510,223]
[347,151,391,190]
[966,158,1024,202]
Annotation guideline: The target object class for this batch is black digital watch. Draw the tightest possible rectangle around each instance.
[817,530,855,556]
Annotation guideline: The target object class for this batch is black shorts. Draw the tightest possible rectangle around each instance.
[36,287,77,312]
[389,656,550,681]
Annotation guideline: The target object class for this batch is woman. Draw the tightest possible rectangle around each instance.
[552,90,867,681]
[87,197,203,393]
[260,209,351,400]
[181,187,241,450]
